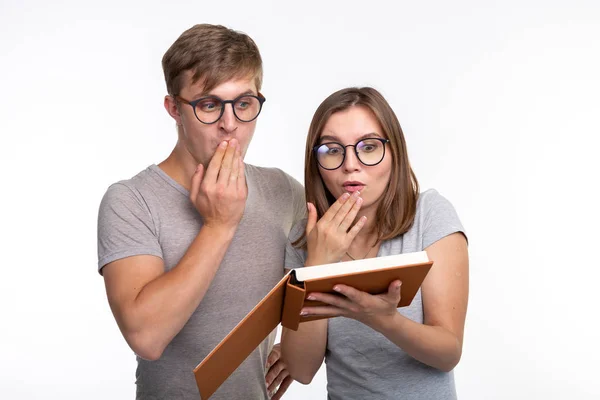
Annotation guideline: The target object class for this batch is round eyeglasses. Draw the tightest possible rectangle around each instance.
[175,93,266,124]
[313,138,390,170]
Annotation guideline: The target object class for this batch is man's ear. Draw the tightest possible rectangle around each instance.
[164,95,182,125]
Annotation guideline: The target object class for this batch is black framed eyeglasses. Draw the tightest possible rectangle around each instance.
[175,93,266,124]
[313,138,390,170]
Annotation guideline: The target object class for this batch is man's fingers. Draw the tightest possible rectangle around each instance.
[217,139,237,184]
[189,163,204,204]
[270,375,293,400]
[267,369,290,393]
[237,157,246,192]
[265,344,281,370]
[265,360,285,386]
[305,202,318,236]
[204,140,228,183]
[229,143,241,186]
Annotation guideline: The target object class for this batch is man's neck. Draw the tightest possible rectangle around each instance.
[158,144,198,191]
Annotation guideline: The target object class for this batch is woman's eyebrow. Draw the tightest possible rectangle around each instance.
[319,132,383,143]
[357,132,383,140]
[319,134,340,142]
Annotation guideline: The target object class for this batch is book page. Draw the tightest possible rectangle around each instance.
[294,251,429,282]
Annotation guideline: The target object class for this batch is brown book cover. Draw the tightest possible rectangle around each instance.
[194,251,433,399]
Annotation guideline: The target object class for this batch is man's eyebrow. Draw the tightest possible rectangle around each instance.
[319,132,383,143]
[191,89,256,100]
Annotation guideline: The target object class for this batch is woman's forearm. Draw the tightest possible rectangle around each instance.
[370,313,462,372]
[281,320,328,384]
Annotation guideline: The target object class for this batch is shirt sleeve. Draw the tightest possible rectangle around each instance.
[421,190,467,249]
[97,182,163,274]
[284,219,308,270]
[285,172,307,228]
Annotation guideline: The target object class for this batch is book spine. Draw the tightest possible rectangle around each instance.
[281,281,305,331]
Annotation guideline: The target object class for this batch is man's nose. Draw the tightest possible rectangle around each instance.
[219,103,237,133]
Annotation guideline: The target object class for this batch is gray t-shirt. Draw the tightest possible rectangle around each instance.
[98,164,305,400]
[285,189,466,400]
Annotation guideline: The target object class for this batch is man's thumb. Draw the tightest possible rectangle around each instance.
[190,163,205,202]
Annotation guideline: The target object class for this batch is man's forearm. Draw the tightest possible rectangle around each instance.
[124,224,236,360]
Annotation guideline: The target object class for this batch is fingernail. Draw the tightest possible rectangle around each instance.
[300,310,308,316]
[356,197,363,205]
[196,164,202,172]
[220,141,227,148]
[307,295,315,300]
[353,191,360,197]
[333,286,341,292]
[342,193,350,200]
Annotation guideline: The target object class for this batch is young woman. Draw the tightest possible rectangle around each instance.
[281,87,469,399]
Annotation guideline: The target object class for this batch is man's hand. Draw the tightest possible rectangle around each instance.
[190,138,247,230]
[265,343,293,399]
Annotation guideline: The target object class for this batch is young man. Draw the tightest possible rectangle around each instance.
[97,24,305,399]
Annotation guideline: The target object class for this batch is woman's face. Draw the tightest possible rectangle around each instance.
[316,105,392,214]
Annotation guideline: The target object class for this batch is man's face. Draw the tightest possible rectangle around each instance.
[167,72,260,167]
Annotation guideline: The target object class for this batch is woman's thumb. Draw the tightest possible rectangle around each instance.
[305,202,317,235]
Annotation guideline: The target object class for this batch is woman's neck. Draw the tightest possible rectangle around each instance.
[354,203,379,244]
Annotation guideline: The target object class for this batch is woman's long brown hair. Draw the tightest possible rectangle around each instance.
[294,87,419,247]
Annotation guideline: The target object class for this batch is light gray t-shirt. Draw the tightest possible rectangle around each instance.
[98,164,305,400]
[285,189,466,400]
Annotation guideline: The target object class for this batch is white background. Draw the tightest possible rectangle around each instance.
[1,0,599,399]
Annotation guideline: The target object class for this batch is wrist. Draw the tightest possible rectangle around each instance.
[305,256,341,267]
[201,223,238,241]
[304,257,321,267]
[305,250,344,267]
[369,311,403,334]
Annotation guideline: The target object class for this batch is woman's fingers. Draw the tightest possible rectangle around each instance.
[320,192,350,223]
[301,306,346,318]
[347,216,367,241]
[307,291,358,312]
[332,191,360,227]
[339,194,363,232]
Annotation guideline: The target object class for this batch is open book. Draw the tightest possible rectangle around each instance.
[194,251,433,399]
